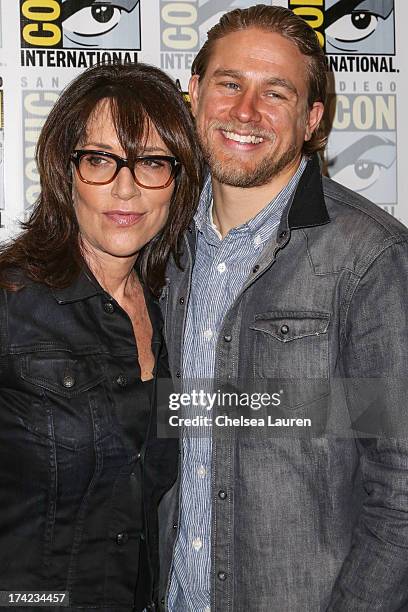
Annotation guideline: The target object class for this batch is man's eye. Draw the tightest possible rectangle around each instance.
[223,82,240,90]
[63,5,123,37]
[326,12,379,43]
[266,91,283,99]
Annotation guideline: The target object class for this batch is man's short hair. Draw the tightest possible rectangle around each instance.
[191,4,327,155]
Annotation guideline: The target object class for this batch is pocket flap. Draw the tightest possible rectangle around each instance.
[21,353,105,397]
[250,311,330,342]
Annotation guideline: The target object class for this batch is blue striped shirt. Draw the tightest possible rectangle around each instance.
[168,158,308,612]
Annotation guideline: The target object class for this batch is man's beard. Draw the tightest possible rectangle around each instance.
[198,123,299,188]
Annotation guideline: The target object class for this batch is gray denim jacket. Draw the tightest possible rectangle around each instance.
[158,154,408,612]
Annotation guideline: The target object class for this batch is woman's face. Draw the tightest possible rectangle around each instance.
[72,100,175,267]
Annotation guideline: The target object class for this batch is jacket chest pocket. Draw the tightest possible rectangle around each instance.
[250,311,330,411]
[19,353,110,451]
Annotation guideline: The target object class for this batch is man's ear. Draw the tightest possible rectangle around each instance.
[188,74,200,118]
[304,101,324,142]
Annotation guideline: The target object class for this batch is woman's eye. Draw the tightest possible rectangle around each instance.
[63,6,123,37]
[84,155,111,166]
[326,12,379,43]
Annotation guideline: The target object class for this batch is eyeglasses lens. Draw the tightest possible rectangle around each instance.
[79,153,174,187]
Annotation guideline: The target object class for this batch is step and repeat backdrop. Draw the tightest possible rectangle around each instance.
[0,0,406,238]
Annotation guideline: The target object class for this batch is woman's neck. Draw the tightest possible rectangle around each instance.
[83,244,139,303]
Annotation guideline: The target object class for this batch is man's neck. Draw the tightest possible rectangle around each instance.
[211,158,302,238]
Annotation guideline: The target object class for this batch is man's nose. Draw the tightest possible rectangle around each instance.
[229,89,262,124]
[111,166,140,200]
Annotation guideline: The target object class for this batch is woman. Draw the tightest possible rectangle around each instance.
[0,63,201,611]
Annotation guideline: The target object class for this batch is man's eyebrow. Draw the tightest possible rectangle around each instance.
[212,70,298,95]
[326,0,393,28]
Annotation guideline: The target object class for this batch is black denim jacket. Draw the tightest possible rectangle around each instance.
[0,269,178,611]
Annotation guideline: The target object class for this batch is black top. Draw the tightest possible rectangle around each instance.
[0,269,178,611]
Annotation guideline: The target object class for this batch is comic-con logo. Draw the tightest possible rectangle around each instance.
[22,89,59,210]
[289,0,395,55]
[160,0,266,79]
[326,93,397,214]
[20,1,141,49]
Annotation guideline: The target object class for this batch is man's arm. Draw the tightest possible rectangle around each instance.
[328,238,408,611]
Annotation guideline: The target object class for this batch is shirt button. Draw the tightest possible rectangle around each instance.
[204,608,211,612]
[203,329,213,340]
[116,374,128,387]
[63,374,75,388]
[192,537,203,551]
[280,325,289,335]
[218,490,227,500]
[103,301,115,314]
[223,335,232,343]
[116,532,129,545]
[254,234,262,247]
[217,262,226,273]
[197,465,207,478]
[217,571,227,581]
[252,264,260,273]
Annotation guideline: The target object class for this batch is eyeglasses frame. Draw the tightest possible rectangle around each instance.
[70,149,181,189]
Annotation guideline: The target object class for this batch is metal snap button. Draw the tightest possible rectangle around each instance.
[223,335,232,343]
[116,374,128,387]
[217,571,227,581]
[103,301,115,314]
[116,532,129,545]
[280,325,289,335]
[63,374,75,388]
[218,490,227,500]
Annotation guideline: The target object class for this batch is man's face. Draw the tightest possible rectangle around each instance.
[189,28,324,188]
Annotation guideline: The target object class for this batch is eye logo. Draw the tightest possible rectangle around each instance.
[20,0,141,50]
[289,0,395,56]
[327,94,397,213]
[325,0,395,55]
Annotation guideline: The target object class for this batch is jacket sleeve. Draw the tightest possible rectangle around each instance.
[327,239,408,611]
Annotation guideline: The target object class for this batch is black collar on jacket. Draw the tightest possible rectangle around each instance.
[286,153,330,230]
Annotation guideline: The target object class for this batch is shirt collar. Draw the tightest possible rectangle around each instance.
[51,268,103,304]
[194,156,309,245]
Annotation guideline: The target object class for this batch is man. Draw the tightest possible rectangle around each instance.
[158,5,408,611]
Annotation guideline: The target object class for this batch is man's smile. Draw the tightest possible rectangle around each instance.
[221,130,265,145]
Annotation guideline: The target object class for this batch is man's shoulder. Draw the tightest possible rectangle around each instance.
[322,175,408,241]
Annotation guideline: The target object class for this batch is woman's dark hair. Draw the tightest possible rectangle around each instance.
[0,62,202,294]
[191,4,327,155]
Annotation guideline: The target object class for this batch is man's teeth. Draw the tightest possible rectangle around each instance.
[223,131,264,144]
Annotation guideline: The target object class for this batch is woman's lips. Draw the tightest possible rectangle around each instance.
[103,211,145,226]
